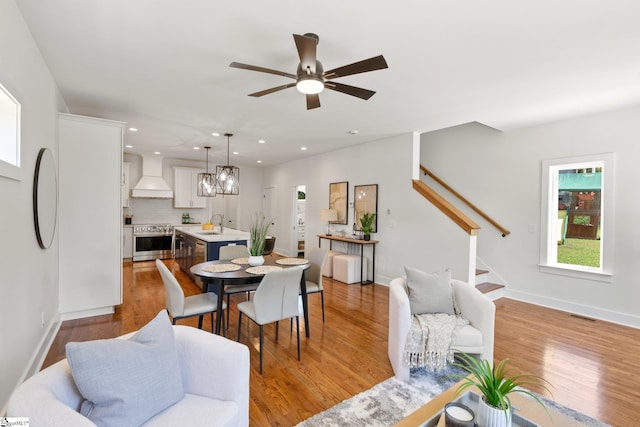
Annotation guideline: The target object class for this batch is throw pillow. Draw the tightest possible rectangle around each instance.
[404,266,455,315]
[66,310,184,426]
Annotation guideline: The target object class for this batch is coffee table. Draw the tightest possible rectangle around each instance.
[395,377,588,426]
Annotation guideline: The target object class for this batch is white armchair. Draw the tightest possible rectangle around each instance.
[8,325,250,427]
[388,277,495,381]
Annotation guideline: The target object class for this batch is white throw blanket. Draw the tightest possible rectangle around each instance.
[403,313,469,370]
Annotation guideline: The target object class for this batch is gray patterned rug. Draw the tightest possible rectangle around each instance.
[296,366,609,427]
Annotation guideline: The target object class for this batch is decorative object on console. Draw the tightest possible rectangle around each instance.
[216,133,240,195]
[197,146,216,197]
[248,212,272,266]
[329,181,348,224]
[359,212,376,241]
[450,352,551,427]
[320,208,338,235]
[354,184,378,232]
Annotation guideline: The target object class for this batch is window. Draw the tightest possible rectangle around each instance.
[539,153,614,282]
[0,82,21,181]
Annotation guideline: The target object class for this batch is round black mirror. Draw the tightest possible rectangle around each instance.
[33,148,58,249]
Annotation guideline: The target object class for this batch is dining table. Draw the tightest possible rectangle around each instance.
[190,257,312,337]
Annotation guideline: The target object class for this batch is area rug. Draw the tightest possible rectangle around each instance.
[296,366,609,427]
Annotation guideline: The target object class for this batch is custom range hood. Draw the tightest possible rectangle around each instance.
[131,155,174,199]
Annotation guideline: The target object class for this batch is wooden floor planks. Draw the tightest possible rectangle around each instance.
[42,259,640,426]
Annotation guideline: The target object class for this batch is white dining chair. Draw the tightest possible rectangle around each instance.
[237,267,304,373]
[156,259,226,333]
[218,245,258,329]
[304,247,328,322]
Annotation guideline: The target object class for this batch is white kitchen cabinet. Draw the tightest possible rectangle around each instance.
[58,113,124,318]
[122,226,133,259]
[173,167,207,208]
[122,162,131,207]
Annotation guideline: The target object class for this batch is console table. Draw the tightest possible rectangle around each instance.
[317,234,378,285]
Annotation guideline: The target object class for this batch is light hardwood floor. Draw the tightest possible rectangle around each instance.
[44,260,640,426]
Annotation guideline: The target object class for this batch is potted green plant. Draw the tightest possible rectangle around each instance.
[451,353,551,427]
[248,212,272,266]
[359,212,376,241]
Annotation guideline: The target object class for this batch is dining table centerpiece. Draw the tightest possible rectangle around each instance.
[248,212,272,266]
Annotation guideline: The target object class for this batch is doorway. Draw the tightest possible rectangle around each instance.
[293,185,306,257]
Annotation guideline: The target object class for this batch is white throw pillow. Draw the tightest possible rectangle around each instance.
[66,310,184,426]
[404,266,455,315]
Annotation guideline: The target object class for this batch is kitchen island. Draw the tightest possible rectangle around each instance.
[174,226,250,286]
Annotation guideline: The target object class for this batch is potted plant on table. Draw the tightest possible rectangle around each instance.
[451,353,551,427]
[359,212,376,241]
[248,212,272,266]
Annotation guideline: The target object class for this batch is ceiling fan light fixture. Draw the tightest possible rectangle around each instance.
[296,76,324,94]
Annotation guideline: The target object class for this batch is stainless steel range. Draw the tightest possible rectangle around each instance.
[133,224,175,262]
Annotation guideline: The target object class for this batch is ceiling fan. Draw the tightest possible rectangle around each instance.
[230,33,388,110]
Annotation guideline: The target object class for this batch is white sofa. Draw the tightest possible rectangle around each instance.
[7,325,250,427]
[388,277,495,381]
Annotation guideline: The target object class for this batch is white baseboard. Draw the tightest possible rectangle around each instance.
[2,316,62,416]
[27,318,62,378]
[505,289,640,329]
[60,306,114,321]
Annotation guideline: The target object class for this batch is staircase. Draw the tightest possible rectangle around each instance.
[413,161,509,299]
[475,269,505,300]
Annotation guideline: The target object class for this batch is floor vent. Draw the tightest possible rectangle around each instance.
[569,314,596,322]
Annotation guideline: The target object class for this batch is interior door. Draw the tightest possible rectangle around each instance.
[291,185,306,257]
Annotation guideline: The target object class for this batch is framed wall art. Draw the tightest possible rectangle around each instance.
[329,181,348,225]
[354,184,378,232]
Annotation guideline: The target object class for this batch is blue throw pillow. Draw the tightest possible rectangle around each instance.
[66,311,184,426]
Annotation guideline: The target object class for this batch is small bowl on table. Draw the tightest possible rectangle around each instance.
[444,402,475,427]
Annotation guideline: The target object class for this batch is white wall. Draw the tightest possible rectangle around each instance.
[422,109,640,327]
[263,133,473,284]
[0,0,64,411]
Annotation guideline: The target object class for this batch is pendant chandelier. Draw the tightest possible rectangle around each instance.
[197,146,216,197]
[216,133,240,195]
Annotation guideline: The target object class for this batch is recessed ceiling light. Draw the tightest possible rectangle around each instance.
[258,139,266,144]
[257,160,262,163]
[154,151,161,155]
[128,127,138,132]
[211,132,220,137]
[301,147,307,151]
[193,146,200,150]
[233,151,239,155]
[125,145,133,149]
[348,130,359,135]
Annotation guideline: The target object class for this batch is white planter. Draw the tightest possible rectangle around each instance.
[476,396,512,427]
[248,255,265,266]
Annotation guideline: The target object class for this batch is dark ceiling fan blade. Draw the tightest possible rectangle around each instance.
[323,55,388,80]
[249,83,297,97]
[293,34,318,74]
[306,94,321,110]
[325,81,376,100]
[229,62,296,79]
